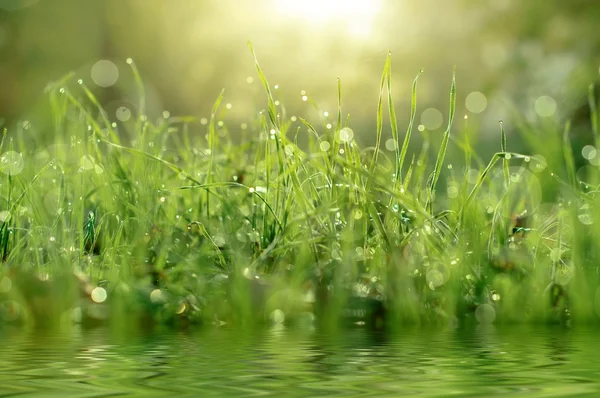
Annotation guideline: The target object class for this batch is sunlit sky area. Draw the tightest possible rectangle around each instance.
[0,0,598,146]
[275,0,382,38]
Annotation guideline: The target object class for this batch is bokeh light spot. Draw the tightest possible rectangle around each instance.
[535,95,557,117]
[385,138,397,151]
[270,309,285,324]
[150,289,166,303]
[339,127,354,142]
[582,145,596,160]
[91,287,107,303]
[475,303,496,324]
[0,276,12,293]
[465,91,488,114]
[426,269,444,289]
[116,106,132,122]
[421,108,443,130]
[0,151,24,175]
[91,60,119,88]
[80,155,95,171]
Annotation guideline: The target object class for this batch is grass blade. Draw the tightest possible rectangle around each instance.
[590,83,599,147]
[248,41,278,128]
[428,67,456,211]
[562,120,576,188]
[367,51,391,190]
[398,69,423,184]
[500,121,509,188]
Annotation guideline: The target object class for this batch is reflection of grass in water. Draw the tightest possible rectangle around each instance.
[0,44,599,331]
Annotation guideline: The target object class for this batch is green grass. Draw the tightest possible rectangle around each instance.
[0,45,599,331]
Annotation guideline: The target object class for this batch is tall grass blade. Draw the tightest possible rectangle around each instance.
[500,121,509,188]
[428,68,456,211]
[248,42,278,128]
[367,51,391,189]
[398,70,423,184]
[562,120,576,188]
[590,83,599,147]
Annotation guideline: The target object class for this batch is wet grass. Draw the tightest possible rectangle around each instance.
[0,44,599,331]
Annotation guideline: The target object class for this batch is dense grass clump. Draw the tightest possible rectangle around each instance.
[0,45,599,330]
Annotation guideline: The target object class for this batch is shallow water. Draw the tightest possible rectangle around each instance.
[0,325,598,397]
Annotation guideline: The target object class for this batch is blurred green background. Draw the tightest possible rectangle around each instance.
[0,0,598,146]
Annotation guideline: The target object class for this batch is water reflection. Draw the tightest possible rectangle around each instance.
[0,325,598,396]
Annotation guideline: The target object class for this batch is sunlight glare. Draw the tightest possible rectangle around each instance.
[276,0,382,38]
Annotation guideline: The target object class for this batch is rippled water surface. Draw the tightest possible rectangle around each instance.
[0,326,599,397]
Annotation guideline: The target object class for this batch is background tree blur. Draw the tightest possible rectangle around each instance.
[0,0,598,150]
